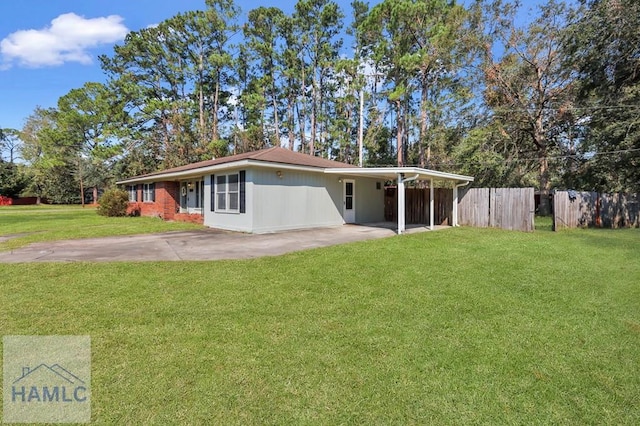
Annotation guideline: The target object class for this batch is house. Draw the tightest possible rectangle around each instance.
[117,147,473,234]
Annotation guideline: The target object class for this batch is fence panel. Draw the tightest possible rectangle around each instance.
[384,188,453,225]
[553,191,639,230]
[458,188,490,228]
[488,188,535,231]
[458,187,534,231]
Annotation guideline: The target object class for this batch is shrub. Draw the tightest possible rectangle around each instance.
[97,189,129,217]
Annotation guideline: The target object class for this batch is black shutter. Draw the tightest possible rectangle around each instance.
[151,183,156,202]
[210,175,215,212]
[239,170,246,213]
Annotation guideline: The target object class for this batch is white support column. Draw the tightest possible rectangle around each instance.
[397,173,405,234]
[429,179,435,231]
[452,185,458,227]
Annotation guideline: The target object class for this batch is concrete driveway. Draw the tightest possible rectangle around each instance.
[0,224,431,263]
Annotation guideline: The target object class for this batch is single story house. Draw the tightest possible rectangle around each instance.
[117,147,473,234]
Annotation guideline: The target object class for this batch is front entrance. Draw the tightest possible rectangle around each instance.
[343,179,355,223]
[180,179,204,214]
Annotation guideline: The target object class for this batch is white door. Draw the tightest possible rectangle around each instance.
[343,180,356,223]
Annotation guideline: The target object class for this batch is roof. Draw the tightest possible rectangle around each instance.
[325,167,474,183]
[117,146,474,185]
[117,146,353,184]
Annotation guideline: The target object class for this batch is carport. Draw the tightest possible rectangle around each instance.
[324,167,474,234]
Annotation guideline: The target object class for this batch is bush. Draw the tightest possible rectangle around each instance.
[97,189,130,217]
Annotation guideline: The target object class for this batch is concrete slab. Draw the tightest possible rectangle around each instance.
[0,224,437,263]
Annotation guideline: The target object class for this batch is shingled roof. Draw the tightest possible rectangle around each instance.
[123,146,354,181]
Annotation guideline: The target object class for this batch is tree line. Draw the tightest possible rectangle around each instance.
[1,0,638,215]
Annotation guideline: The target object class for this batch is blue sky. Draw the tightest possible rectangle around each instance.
[0,0,546,135]
[0,0,365,133]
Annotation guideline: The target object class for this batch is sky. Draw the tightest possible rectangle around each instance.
[0,0,546,136]
[0,0,367,134]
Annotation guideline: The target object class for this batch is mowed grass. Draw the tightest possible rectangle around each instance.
[0,204,202,250]
[1,211,639,424]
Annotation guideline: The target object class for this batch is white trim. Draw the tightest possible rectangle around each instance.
[118,162,473,186]
[324,167,474,182]
[215,173,240,213]
[116,159,330,185]
[343,179,356,223]
[429,179,435,231]
[142,183,155,203]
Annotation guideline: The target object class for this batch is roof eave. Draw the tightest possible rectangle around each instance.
[324,167,474,182]
[116,159,331,185]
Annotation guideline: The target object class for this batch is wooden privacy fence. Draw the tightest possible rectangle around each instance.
[384,187,453,225]
[384,187,535,232]
[458,187,535,232]
[553,191,640,230]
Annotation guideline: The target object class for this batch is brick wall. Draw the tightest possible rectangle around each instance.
[174,213,205,224]
[0,196,40,206]
[126,181,202,224]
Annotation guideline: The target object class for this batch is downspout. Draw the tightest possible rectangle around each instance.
[452,181,470,227]
[397,173,420,234]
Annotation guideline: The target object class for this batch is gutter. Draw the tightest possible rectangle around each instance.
[452,181,470,227]
[396,173,420,234]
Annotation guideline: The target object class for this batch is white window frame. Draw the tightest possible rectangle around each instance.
[127,185,137,202]
[215,173,239,213]
[143,183,155,203]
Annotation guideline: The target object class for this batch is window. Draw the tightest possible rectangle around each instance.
[216,173,239,212]
[194,180,204,208]
[127,185,138,202]
[143,183,155,202]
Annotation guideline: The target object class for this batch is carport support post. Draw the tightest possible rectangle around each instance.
[397,173,405,234]
[429,179,434,231]
[452,185,458,227]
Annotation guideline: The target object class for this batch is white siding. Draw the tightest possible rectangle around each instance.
[201,166,386,233]
[203,169,254,232]
[251,168,343,233]
[354,177,385,223]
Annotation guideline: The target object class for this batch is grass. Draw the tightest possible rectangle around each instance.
[1,209,639,423]
[0,204,202,250]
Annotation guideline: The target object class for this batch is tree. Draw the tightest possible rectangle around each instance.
[1,128,23,163]
[243,7,287,147]
[565,0,640,192]
[359,0,477,167]
[294,0,344,156]
[100,0,239,171]
[481,0,575,215]
[20,107,79,204]
[0,159,26,197]
[57,82,125,204]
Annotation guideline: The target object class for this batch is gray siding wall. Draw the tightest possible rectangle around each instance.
[354,177,385,223]
[251,168,344,233]
[203,169,254,232]
[201,167,386,233]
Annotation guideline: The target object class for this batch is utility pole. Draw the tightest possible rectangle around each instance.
[358,89,364,167]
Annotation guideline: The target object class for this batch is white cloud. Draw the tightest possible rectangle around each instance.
[0,13,128,68]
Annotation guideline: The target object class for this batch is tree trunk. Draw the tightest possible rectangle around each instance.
[538,148,551,216]
[288,91,295,151]
[396,99,404,166]
[419,73,428,168]
[310,80,316,156]
[198,57,205,146]
[78,157,85,208]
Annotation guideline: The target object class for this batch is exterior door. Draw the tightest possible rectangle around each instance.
[343,179,356,223]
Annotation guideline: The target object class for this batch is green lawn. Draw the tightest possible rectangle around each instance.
[1,210,639,424]
[0,204,201,250]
